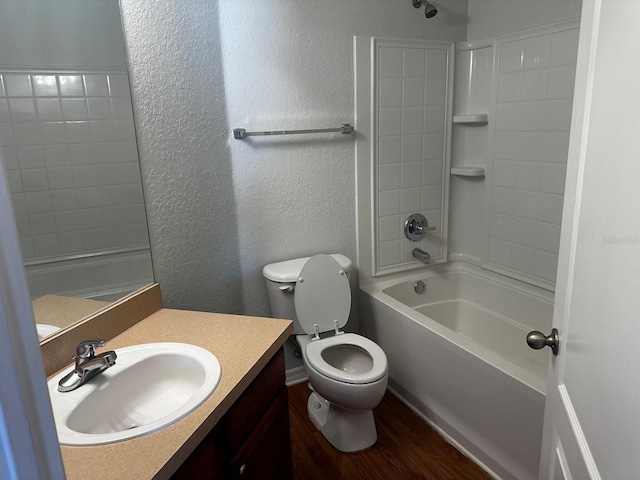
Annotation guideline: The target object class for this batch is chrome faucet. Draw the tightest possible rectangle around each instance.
[412,248,431,264]
[57,339,117,392]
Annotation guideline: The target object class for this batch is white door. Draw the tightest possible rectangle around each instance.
[0,161,65,475]
[539,1,640,479]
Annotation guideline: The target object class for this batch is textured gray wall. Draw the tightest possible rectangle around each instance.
[119,1,243,313]
[119,0,468,318]
[218,0,468,319]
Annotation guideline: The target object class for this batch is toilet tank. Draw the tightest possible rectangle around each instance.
[262,254,353,335]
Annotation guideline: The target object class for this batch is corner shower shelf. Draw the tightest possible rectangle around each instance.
[452,113,488,125]
[451,166,485,177]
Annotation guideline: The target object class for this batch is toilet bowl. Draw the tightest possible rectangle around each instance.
[263,254,389,452]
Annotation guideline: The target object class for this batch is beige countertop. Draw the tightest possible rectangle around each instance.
[56,308,292,480]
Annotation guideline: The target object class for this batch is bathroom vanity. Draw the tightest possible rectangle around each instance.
[42,285,293,479]
[174,348,291,479]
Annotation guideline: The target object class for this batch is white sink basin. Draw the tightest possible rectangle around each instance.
[48,342,221,446]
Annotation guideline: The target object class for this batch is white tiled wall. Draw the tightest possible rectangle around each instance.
[486,25,579,283]
[376,41,452,271]
[0,70,148,261]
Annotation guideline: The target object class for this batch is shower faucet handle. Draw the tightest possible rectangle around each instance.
[404,213,436,242]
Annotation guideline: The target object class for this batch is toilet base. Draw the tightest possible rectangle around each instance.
[307,391,378,453]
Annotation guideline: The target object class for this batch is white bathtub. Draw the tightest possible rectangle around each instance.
[359,262,553,480]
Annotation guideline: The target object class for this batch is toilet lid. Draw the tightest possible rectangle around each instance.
[295,254,351,334]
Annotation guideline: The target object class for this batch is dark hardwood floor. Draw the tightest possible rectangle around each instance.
[288,382,491,480]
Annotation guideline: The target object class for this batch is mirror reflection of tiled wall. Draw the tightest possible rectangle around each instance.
[0,71,148,261]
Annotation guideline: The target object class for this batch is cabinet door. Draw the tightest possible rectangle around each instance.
[226,348,285,453]
[172,423,226,479]
[229,388,293,480]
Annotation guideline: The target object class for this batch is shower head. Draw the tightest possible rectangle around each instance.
[424,2,438,18]
[412,0,438,19]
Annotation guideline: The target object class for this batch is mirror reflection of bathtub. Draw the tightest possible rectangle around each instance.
[359,262,553,480]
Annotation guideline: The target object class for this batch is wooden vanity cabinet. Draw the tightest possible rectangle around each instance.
[173,348,293,479]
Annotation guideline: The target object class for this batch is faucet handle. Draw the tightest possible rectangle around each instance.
[404,213,436,242]
[76,339,107,359]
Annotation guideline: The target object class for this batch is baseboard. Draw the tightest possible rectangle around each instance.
[285,366,308,386]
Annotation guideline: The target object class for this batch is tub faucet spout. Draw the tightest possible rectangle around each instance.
[412,248,431,264]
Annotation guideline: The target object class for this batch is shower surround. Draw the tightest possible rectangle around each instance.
[356,19,579,480]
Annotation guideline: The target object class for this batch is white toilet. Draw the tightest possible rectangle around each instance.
[263,254,388,452]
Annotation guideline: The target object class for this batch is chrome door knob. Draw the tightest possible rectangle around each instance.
[526,328,559,356]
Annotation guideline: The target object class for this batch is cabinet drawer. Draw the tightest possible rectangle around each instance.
[225,348,285,453]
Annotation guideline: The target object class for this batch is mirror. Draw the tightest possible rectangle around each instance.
[0,0,153,341]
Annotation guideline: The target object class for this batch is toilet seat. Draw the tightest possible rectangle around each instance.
[305,333,387,385]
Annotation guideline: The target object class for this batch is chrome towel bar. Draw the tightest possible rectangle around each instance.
[233,123,354,140]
